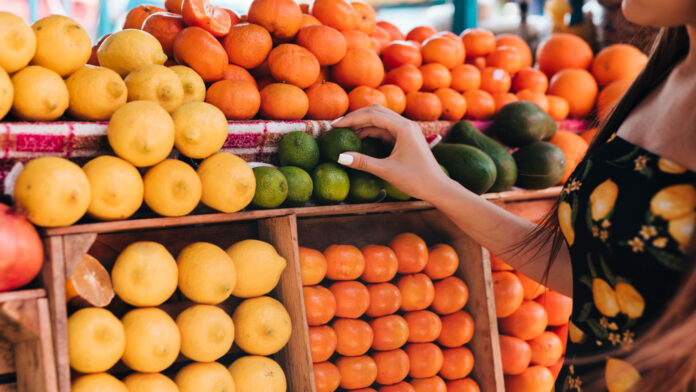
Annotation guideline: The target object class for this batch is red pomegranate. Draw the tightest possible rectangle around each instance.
[0,203,44,291]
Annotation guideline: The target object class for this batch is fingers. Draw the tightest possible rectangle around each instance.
[355,127,396,144]
[331,105,410,137]
[337,152,388,177]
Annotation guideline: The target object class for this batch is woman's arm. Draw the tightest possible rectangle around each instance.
[333,105,573,296]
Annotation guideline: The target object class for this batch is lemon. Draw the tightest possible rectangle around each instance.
[589,179,618,221]
[0,67,12,121]
[176,304,235,362]
[605,358,641,392]
[98,29,167,77]
[650,184,696,221]
[111,241,178,306]
[232,296,292,355]
[68,308,125,373]
[107,101,175,167]
[592,278,619,318]
[31,15,91,77]
[72,373,128,392]
[658,157,687,174]
[66,65,127,120]
[123,373,179,392]
[669,211,695,251]
[126,64,184,113]
[82,155,143,221]
[11,65,68,121]
[143,159,201,217]
[170,65,206,105]
[177,242,237,304]
[173,102,229,159]
[14,157,90,227]
[615,282,645,319]
[226,240,287,298]
[568,321,585,344]
[0,12,36,73]
[558,201,575,246]
[197,152,256,213]
[121,308,181,373]
[175,362,236,392]
[228,356,287,392]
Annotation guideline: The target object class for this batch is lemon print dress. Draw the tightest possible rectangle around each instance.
[557,134,695,391]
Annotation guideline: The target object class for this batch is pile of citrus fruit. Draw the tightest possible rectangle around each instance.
[67,238,290,392]
[300,232,479,392]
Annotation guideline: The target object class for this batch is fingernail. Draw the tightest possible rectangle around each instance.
[428,134,443,149]
[337,153,354,166]
[330,116,344,126]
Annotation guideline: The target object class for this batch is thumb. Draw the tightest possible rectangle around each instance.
[338,152,386,176]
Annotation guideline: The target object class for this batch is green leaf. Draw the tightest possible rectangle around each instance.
[587,254,598,279]
[611,147,640,163]
[599,254,617,286]
[587,319,609,339]
[581,158,593,180]
[577,301,593,323]
[646,247,688,271]
[579,275,593,290]
[625,318,637,329]
[586,199,595,229]
[571,193,579,226]
[640,166,654,179]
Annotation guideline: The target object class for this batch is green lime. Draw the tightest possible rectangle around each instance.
[348,170,383,203]
[318,127,361,162]
[278,166,313,206]
[311,162,350,204]
[251,166,288,209]
[277,131,320,171]
[361,137,392,158]
[440,164,450,177]
[385,182,411,201]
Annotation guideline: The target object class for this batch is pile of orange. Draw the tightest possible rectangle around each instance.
[300,233,479,392]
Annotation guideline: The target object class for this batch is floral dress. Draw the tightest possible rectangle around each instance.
[557,134,695,391]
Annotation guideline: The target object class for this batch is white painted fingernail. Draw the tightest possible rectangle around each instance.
[330,116,344,125]
[338,153,354,166]
[429,134,443,149]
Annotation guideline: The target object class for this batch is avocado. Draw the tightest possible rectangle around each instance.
[513,141,566,189]
[488,101,557,147]
[432,143,497,195]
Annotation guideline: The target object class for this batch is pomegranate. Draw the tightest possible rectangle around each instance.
[0,203,44,291]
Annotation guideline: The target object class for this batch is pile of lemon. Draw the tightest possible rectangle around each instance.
[69,239,290,392]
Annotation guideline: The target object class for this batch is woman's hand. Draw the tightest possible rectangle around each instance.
[332,105,452,201]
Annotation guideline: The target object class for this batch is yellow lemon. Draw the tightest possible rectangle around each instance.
[197,152,256,213]
[66,65,127,120]
[615,282,645,319]
[175,362,236,392]
[177,242,237,304]
[226,240,287,298]
[605,358,641,392]
[107,101,175,167]
[0,12,36,73]
[111,241,178,306]
[232,296,292,355]
[143,159,201,217]
[568,321,585,344]
[68,308,125,373]
[650,184,696,221]
[14,157,90,227]
[0,67,12,120]
[589,179,619,221]
[98,29,167,77]
[228,356,287,392]
[11,65,68,121]
[82,155,143,221]
[125,64,184,113]
[558,201,575,246]
[31,15,91,77]
[170,65,206,105]
[176,304,235,362]
[658,157,687,174]
[121,308,180,373]
[173,102,229,159]
[123,373,178,392]
[669,211,695,251]
[72,373,128,392]
[593,278,620,317]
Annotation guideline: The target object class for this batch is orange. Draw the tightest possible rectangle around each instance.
[250,59,270,78]
[332,48,385,88]
[384,64,424,93]
[516,89,549,112]
[378,84,407,114]
[311,0,358,31]
[222,23,273,69]
[515,271,547,300]
[504,366,554,392]
[267,43,320,88]
[300,13,322,28]
[361,244,399,283]
[352,2,376,35]
[460,28,496,58]
[333,318,373,356]
[173,27,228,82]
[404,310,442,343]
[546,95,570,121]
[535,289,572,326]
[580,127,599,144]
[422,36,464,69]
[142,11,185,57]
[336,355,378,390]
[329,280,370,318]
[479,67,511,94]
[181,0,232,37]
[315,66,330,84]
[512,67,548,93]
[377,20,405,41]
[371,25,391,52]
[492,271,525,318]
[343,29,373,50]
[374,349,410,385]
[536,33,594,77]
[411,376,447,392]
[123,4,165,29]
[324,244,366,280]
[371,314,410,351]
[496,34,533,68]
[406,26,437,44]
[597,79,631,122]
[450,64,481,92]
[434,88,467,121]
[424,243,459,280]
[224,8,241,25]
[500,300,548,340]
[257,76,275,90]
[446,378,480,392]
[420,63,452,91]
[303,285,336,325]
[405,343,443,378]
[548,68,598,118]
[314,361,341,392]
[591,43,647,85]
[486,46,524,75]
[431,276,469,315]
[490,254,514,271]
[440,347,474,380]
[528,331,563,367]
[296,25,347,66]
[499,334,532,375]
[382,41,423,69]
[390,233,428,273]
[65,255,114,308]
[463,89,495,120]
[205,80,260,120]
[306,81,349,120]
[299,246,328,285]
[438,310,474,347]
[349,86,387,111]
[398,273,435,311]
[299,3,310,13]
[380,382,415,392]
[222,64,257,86]
[165,0,183,14]
[548,130,589,183]
[366,282,402,317]
[548,357,564,382]
[309,325,337,362]
[434,31,466,61]
[259,83,309,119]
[553,324,568,352]
[247,0,302,39]
[467,56,487,70]
[493,92,519,113]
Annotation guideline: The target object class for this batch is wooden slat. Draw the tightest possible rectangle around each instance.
[0,291,45,304]
[0,383,16,392]
[0,340,13,376]
[62,233,97,277]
